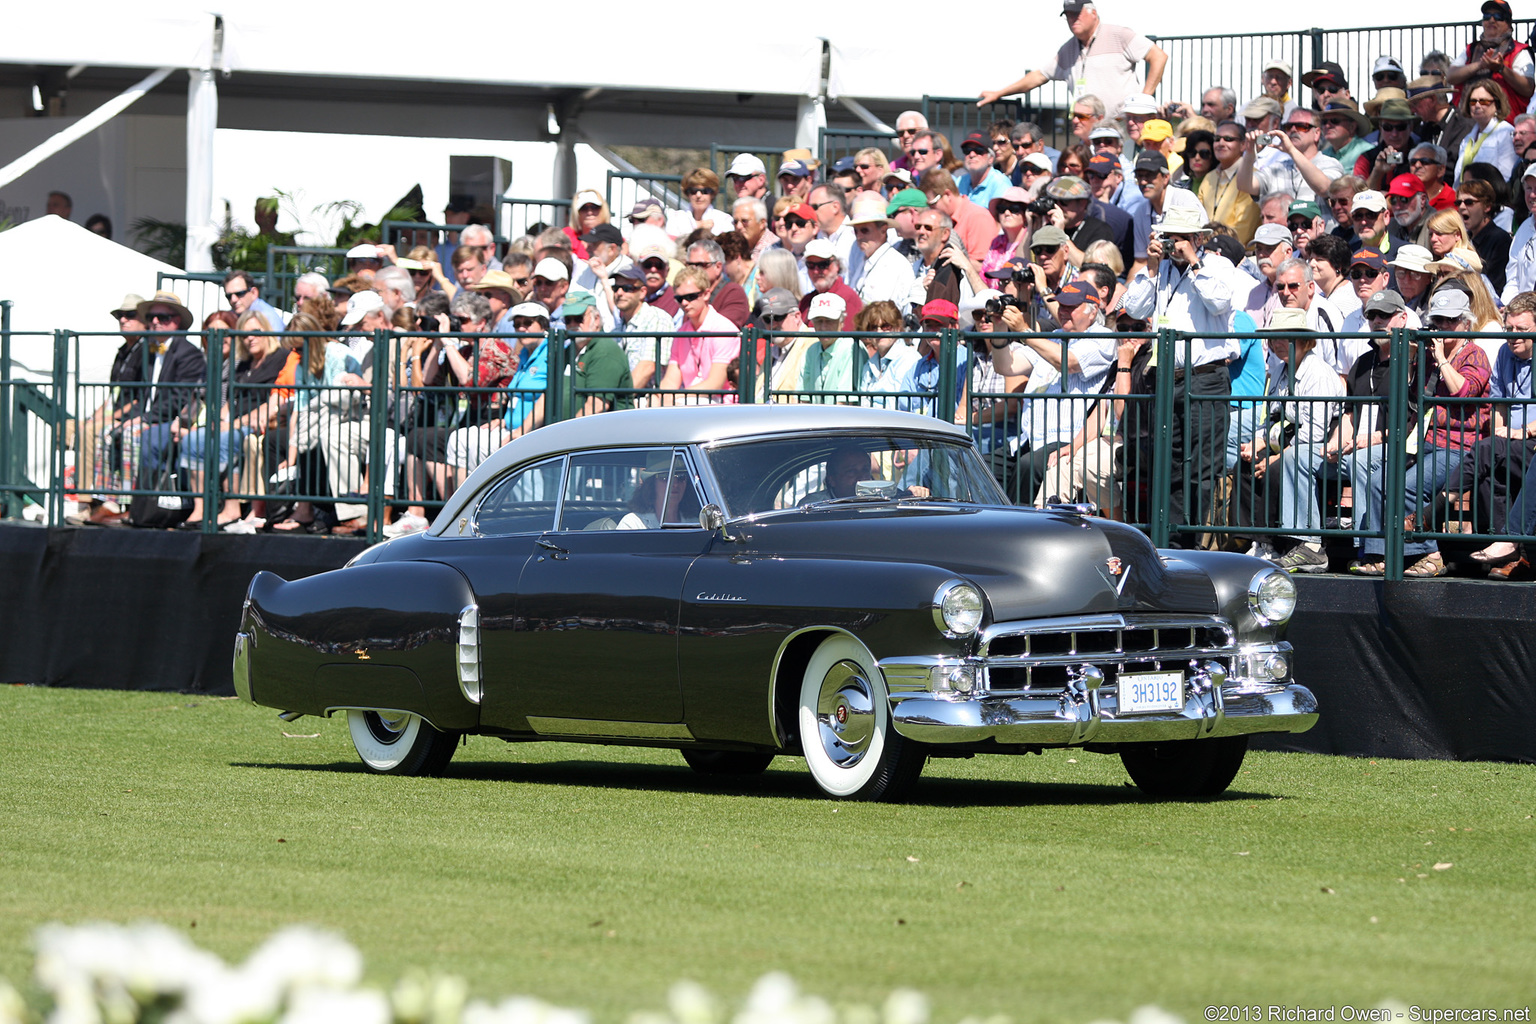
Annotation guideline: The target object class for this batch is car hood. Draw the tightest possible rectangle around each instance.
[733,504,1218,621]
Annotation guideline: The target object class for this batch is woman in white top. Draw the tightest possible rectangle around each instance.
[1454,82,1516,183]
[665,168,734,239]
[617,460,690,529]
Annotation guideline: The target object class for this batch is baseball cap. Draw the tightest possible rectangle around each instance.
[532,257,569,282]
[1031,225,1070,248]
[562,289,597,315]
[831,156,858,174]
[581,223,623,247]
[779,159,815,178]
[508,302,551,322]
[919,298,959,323]
[1387,173,1426,198]
[629,197,664,220]
[1086,153,1118,177]
[960,132,990,154]
[1350,247,1388,271]
[758,288,797,318]
[611,261,646,282]
[1134,151,1169,174]
[803,238,837,261]
[1263,59,1294,78]
[1301,61,1349,89]
[340,289,384,326]
[786,202,816,222]
[1062,0,1093,10]
[807,292,846,321]
[1089,125,1123,143]
[572,189,604,210]
[1122,95,1160,117]
[1483,0,1513,21]
[1286,199,1323,220]
[1363,289,1406,317]
[1372,56,1406,78]
[1351,190,1388,214]
[1427,288,1471,319]
[345,243,380,260]
[727,153,767,177]
[1020,152,1053,172]
[1054,280,1100,306]
[1140,119,1174,143]
[885,188,928,216]
[882,168,914,188]
[1253,224,1293,247]
[984,256,1031,280]
[1242,96,1283,120]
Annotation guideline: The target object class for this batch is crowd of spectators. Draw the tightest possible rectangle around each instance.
[61,0,1536,576]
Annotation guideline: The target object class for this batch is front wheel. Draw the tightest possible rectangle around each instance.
[798,635,925,800]
[1121,735,1248,798]
[347,709,459,776]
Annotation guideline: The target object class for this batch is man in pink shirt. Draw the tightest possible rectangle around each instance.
[658,266,740,403]
[919,168,1001,265]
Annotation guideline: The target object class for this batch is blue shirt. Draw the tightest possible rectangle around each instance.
[955,167,1010,209]
[249,296,288,331]
[1491,344,1535,432]
[1227,313,1266,410]
[504,336,549,431]
[896,343,969,417]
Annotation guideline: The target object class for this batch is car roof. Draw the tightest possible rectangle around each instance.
[433,405,968,529]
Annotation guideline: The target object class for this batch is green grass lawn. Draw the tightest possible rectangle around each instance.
[3,686,1532,1021]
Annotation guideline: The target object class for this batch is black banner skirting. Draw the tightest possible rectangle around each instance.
[2,524,1531,762]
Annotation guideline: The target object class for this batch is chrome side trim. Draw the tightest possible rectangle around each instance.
[526,716,696,740]
[456,604,482,705]
[232,632,252,703]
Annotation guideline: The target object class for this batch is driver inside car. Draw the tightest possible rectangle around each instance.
[801,446,879,503]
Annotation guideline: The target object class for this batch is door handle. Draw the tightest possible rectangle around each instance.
[536,539,569,560]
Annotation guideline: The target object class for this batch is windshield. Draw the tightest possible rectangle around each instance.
[705,434,1008,519]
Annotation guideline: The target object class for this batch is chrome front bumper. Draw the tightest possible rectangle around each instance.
[888,680,1318,745]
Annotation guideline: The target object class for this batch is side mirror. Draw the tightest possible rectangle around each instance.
[699,503,736,542]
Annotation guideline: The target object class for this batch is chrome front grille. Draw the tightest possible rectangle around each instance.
[978,614,1237,693]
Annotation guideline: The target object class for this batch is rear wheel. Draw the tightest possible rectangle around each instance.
[346,709,459,776]
[681,749,775,775]
[798,635,925,800]
[1121,735,1248,798]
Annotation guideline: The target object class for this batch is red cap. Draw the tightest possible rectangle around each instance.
[920,299,960,324]
[1387,172,1425,197]
[961,132,991,153]
[788,202,816,221]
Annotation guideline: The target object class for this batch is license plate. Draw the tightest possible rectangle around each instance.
[1118,670,1184,714]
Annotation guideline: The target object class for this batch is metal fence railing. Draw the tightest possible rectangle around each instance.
[816,129,894,178]
[605,172,683,222]
[495,196,571,241]
[263,246,348,310]
[5,319,1535,581]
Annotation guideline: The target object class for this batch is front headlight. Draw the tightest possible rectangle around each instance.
[933,580,984,637]
[1247,568,1296,626]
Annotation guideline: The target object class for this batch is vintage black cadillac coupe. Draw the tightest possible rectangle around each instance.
[234,406,1316,800]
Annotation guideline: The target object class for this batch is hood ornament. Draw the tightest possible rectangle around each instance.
[1105,557,1123,576]
[1098,556,1132,596]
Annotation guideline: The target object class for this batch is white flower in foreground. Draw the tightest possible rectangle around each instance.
[0,981,24,1024]
[668,980,720,1024]
[462,996,591,1024]
[178,963,287,1024]
[882,989,929,1024]
[392,969,469,1024]
[242,926,363,994]
[277,986,390,1024]
[1127,1007,1183,1024]
[119,923,227,1000]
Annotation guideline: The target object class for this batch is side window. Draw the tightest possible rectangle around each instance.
[474,457,564,536]
[560,449,703,531]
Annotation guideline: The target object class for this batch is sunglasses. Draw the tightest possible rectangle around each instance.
[674,291,705,303]
[761,313,788,325]
[1070,112,1095,122]
[971,313,997,325]
[962,146,989,156]
[1284,123,1317,132]
[511,276,531,287]
[996,203,1026,216]
[897,128,920,137]
[1409,157,1441,167]
[685,260,716,269]
[511,319,542,329]
[784,216,810,229]
[1321,118,1351,128]
[1031,245,1062,257]
[1469,97,1496,107]
[1351,209,1382,220]
[642,260,668,272]
[991,139,1010,148]
[805,259,833,271]
[1276,282,1306,292]
[1216,134,1244,143]
[1287,219,1313,231]
[613,281,644,292]
[224,287,252,301]
[685,187,717,196]
[1429,316,1463,327]
[1454,197,1481,207]
[148,312,180,323]
[1191,149,1215,160]
[855,163,873,170]
[1012,140,1037,149]
[1349,266,1383,280]
[1380,121,1411,132]
[1328,196,1354,208]
[911,148,933,156]
[1365,310,1397,323]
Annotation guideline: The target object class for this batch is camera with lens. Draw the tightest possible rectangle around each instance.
[425,313,463,334]
[1026,195,1057,216]
[985,295,1022,315]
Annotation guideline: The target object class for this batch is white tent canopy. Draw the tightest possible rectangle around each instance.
[0,215,198,383]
